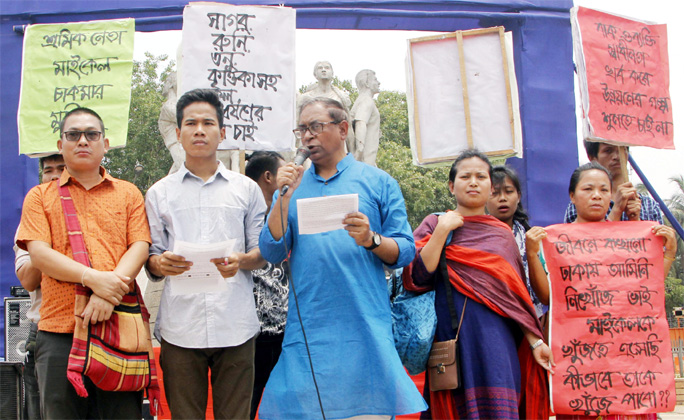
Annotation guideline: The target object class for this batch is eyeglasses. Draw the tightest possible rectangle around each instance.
[62,130,102,142]
[292,121,339,139]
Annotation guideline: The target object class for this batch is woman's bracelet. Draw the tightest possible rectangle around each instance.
[530,338,544,350]
[665,255,676,262]
[80,267,89,287]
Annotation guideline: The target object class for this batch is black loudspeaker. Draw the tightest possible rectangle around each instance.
[0,362,24,420]
[4,298,31,362]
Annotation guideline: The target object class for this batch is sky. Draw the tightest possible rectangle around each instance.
[134,0,682,201]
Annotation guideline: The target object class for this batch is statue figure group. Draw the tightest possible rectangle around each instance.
[350,69,381,166]
[299,61,353,110]
[160,61,381,172]
[159,72,184,174]
[298,61,381,166]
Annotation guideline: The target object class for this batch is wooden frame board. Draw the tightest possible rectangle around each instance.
[407,26,521,166]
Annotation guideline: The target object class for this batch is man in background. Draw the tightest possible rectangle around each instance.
[15,154,65,419]
[245,151,288,419]
[564,140,663,223]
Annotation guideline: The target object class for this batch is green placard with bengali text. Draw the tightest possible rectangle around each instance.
[18,19,135,156]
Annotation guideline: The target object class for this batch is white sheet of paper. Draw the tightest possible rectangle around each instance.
[296,194,359,235]
[169,239,236,295]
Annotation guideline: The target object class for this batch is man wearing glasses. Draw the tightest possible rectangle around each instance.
[16,107,150,419]
[258,97,426,419]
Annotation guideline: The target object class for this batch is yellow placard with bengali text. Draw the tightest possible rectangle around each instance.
[18,19,135,156]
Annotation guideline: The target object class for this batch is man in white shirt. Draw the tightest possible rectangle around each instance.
[145,89,266,419]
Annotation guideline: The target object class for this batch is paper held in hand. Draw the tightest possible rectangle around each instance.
[169,239,236,295]
[296,194,359,235]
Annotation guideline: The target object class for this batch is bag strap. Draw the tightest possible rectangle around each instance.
[58,183,143,304]
[61,182,96,398]
[58,183,91,269]
[439,232,468,341]
[454,298,467,342]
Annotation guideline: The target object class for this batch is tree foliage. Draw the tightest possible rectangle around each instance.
[662,175,684,326]
[377,91,410,148]
[335,77,357,103]
[374,90,454,229]
[665,175,684,279]
[666,277,684,326]
[103,53,175,194]
[377,134,453,230]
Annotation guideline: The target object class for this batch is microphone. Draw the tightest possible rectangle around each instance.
[292,146,311,166]
[282,147,311,195]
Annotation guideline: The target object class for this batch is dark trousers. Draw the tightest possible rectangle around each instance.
[160,336,256,420]
[250,333,283,420]
[23,323,41,420]
[35,330,142,420]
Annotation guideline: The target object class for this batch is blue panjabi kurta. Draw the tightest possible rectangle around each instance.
[259,154,427,419]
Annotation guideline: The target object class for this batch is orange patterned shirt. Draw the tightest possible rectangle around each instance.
[16,167,151,333]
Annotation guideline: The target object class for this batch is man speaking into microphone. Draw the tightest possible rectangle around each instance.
[258,97,426,419]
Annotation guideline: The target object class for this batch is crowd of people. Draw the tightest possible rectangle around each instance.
[14,90,677,420]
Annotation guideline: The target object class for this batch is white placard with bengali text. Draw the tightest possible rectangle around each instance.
[181,3,296,152]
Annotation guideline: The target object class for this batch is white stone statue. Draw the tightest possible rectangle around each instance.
[158,72,185,174]
[299,61,352,109]
[350,69,381,166]
[216,149,240,172]
[298,61,354,156]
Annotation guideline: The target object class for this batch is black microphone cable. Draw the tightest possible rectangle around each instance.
[278,193,326,420]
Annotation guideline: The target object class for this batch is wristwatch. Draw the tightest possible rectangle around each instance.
[529,338,544,350]
[364,232,382,251]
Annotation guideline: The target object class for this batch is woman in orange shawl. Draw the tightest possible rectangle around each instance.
[404,150,554,419]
